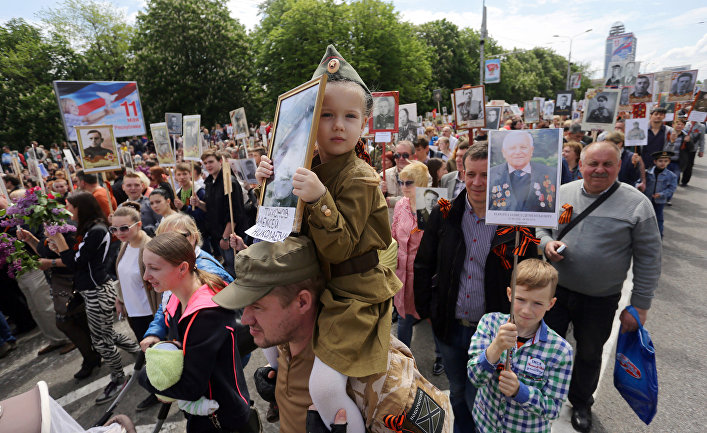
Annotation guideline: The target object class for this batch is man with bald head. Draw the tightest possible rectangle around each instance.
[537,141,661,432]
[488,131,556,212]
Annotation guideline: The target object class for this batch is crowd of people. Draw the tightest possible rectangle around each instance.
[0,44,704,433]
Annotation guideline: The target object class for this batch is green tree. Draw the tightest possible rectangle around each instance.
[0,19,83,149]
[38,0,133,81]
[129,0,252,128]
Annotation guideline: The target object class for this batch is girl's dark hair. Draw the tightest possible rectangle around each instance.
[67,191,108,236]
[327,76,374,117]
[149,188,177,210]
[426,158,446,187]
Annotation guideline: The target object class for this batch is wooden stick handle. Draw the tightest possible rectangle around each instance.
[504,230,521,371]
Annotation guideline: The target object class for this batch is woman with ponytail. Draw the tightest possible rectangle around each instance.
[138,233,255,432]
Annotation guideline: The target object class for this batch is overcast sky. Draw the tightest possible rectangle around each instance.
[4,0,706,81]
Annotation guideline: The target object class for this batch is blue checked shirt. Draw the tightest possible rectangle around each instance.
[468,312,573,433]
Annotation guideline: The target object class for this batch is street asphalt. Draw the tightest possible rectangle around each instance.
[0,157,705,432]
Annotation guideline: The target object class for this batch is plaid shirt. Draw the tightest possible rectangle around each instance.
[467,313,573,433]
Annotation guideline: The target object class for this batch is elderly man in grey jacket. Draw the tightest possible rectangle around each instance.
[537,141,661,433]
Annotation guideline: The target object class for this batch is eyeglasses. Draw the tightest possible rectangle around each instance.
[397,180,415,187]
[108,222,139,234]
[394,152,410,160]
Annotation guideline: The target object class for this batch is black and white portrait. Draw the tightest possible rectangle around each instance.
[182,115,201,161]
[622,61,639,87]
[454,86,485,129]
[554,92,573,116]
[523,100,540,123]
[415,187,446,230]
[543,101,555,119]
[581,89,620,130]
[625,118,649,147]
[668,70,698,102]
[165,112,182,135]
[398,103,418,142]
[605,62,623,87]
[630,74,654,103]
[230,107,249,139]
[483,107,501,131]
[370,92,398,132]
[151,122,174,166]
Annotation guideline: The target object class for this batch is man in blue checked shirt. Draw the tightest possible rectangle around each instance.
[468,259,572,433]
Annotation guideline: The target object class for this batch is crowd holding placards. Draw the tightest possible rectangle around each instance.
[0,44,705,433]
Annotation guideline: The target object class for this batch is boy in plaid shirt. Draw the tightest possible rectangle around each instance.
[468,259,573,432]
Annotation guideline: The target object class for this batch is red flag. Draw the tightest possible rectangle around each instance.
[432,108,437,118]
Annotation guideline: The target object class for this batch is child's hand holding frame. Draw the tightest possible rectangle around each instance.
[255,155,326,204]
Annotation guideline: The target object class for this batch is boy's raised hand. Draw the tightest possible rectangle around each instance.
[486,322,518,364]
[255,156,274,184]
[498,370,520,397]
[292,167,326,203]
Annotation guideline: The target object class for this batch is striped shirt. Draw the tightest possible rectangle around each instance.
[455,198,496,321]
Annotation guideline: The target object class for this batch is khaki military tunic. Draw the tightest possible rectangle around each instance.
[304,150,402,377]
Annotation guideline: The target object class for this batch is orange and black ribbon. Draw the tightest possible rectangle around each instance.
[495,226,540,257]
[383,412,406,433]
[437,198,451,218]
[558,203,573,224]
[492,243,512,270]
[355,138,372,167]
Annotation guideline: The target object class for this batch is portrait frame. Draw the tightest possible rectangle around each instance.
[230,107,249,140]
[150,122,174,167]
[259,74,327,233]
[554,92,573,116]
[415,187,447,230]
[580,88,620,131]
[75,124,120,173]
[629,74,654,103]
[668,69,698,102]
[369,91,399,133]
[182,115,202,162]
[165,112,182,135]
[687,91,707,122]
[398,103,418,142]
[454,85,486,130]
[624,118,649,147]
[523,100,540,124]
[486,129,563,229]
[619,86,632,110]
[483,106,502,131]
[604,61,625,87]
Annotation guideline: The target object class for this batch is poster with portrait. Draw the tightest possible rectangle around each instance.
[570,73,582,89]
[624,118,649,147]
[454,86,486,129]
[629,74,654,103]
[523,100,540,123]
[483,106,502,131]
[543,101,555,120]
[165,113,182,135]
[486,129,563,229]
[554,92,573,116]
[688,91,707,122]
[622,61,640,87]
[182,115,202,161]
[369,91,399,133]
[53,81,146,142]
[415,187,447,230]
[619,86,632,110]
[260,75,326,232]
[668,69,698,102]
[75,124,120,173]
[233,158,258,185]
[605,61,625,87]
[230,107,249,140]
[398,103,418,142]
[581,88,620,131]
[150,122,174,167]
[510,104,521,115]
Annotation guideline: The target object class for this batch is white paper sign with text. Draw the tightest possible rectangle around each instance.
[245,206,296,243]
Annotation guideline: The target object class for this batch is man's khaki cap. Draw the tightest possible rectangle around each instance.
[213,236,321,310]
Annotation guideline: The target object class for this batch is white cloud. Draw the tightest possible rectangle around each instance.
[227,0,261,31]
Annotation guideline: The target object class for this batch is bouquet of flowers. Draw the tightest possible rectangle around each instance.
[0,186,76,235]
[0,233,39,278]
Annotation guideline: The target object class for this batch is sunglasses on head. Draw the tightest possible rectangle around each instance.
[394,152,410,160]
[108,222,139,234]
[397,180,415,187]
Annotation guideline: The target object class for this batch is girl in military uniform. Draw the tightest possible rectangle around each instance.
[256,45,401,433]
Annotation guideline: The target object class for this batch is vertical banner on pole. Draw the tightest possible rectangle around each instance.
[485,59,501,84]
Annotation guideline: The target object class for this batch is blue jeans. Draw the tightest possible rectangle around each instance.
[398,316,443,358]
[436,320,478,433]
[667,161,680,187]
[0,310,17,345]
[653,202,665,237]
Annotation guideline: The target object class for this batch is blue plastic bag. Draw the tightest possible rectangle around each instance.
[613,305,658,424]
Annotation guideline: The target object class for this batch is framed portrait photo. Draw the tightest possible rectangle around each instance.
[398,103,418,142]
[75,125,120,173]
[668,69,698,102]
[629,74,654,103]
[165,112,182,135]
[486,129,563,229]
[483,106,502,131]
[182,115,202,161]
[619,86,632,110]
[624,118,649,147]
[259,74,327,232]
[523,100,540,124]
[554,92,573,116]
[230,107,249,140]
[454,86,486,129]
[369,91,399,133]
[688,91,707,122]
[581,88,620,131]
[150,122,174,167]
[415,187,447,230]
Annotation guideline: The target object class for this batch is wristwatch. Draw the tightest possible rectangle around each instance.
[222,237,229,241]
[51,259,57,267]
